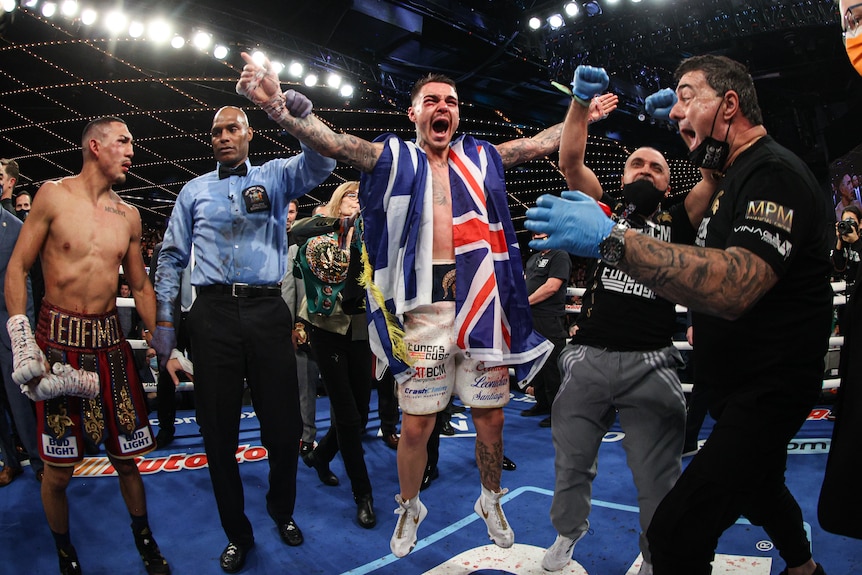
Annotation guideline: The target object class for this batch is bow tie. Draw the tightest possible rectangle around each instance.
[218,163,248,180]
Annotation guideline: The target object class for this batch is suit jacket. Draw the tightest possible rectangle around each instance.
[0,209,33,352]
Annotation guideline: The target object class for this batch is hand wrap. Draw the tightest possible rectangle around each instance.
[20,363,100,402]
[7,314,48,386]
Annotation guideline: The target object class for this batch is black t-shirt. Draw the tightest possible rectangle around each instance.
[573,201,696,351]
[525,248,571,316]
[692,136,832,395]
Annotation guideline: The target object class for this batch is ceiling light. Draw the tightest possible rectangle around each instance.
[547,13,564,29]
[326,73,341,89]
[270,61,284,75]
[527,16,541,30]
[192,31,211,50]
[128,20,144,38]
[24,0,37,8]
[213,44,228,59]
[170,35,185,49]
[104,10,127,35]
[584,1,603,16]
[339,84,354,98]
[1,0,15,12]
[147,19,171,43]
[41,2,56,17]
[80,8,96,25]
[59,0,77,17]
[288,62,303,78]
[564,2,579,17]
[251,50,266,66]
[304,73,317,87]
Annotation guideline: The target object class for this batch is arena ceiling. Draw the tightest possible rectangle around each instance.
[0,0,857,230]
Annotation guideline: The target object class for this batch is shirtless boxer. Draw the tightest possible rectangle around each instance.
[5,117,170,575]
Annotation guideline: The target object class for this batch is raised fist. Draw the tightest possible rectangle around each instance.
[645,88,678,120]
[571,65,609,104]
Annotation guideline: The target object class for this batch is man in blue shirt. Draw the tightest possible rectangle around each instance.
[152,105,335,573]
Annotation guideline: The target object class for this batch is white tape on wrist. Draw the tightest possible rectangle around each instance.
[7,314,48,386]
[20,363,99,401]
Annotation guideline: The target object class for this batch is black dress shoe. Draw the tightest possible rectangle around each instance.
[520,405,551,417]
[441,421,455,436]
[276,519,304,546]
[355,494,377,528]
[299,441,314,459]
[155,429,174,449]
[220,542,252,573]
[420,465,439,491]
[539,416,552,428]
[303,449,339,486]
[381,432,399,450]
[502,456,517,471]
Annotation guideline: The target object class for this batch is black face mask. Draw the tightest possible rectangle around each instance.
[621,179,666,219]
[15,209,28,222]
[688,97,731,171]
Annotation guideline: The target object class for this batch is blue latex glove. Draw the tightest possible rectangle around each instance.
[525,191,614,259]
[645,88,678,120]
[150,325,177,371]
[284,89,313,118]
[571,66,609,104]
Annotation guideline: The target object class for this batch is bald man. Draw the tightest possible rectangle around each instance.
[153,106,335,573]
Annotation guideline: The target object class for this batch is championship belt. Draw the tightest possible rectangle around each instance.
[298,233,349,316]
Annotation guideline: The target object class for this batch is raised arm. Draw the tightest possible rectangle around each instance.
[496,66,618,171]
[237,52,383,173]
[558,66,613,200]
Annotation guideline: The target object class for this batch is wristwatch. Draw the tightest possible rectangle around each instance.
[599,223,628,267]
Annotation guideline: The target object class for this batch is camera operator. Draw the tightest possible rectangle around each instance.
[832,206,862,316]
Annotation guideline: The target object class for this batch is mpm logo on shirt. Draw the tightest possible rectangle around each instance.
[745,200,793,233]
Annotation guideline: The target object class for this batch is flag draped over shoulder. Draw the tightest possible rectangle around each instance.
[359,133,552,387]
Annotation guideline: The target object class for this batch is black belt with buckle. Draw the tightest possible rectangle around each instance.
[198,283,282,298]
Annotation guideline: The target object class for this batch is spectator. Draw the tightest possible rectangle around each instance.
[14,191,31,221]
[0,158,19,214]
[819,1,862,541]
[521,231,571,427]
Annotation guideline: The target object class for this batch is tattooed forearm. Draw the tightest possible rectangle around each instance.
[476,439,503,491]
[273,113,381,173]
[618,231,778,320]
[498,123,563,169]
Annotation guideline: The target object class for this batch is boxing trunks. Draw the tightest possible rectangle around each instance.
[35,301,155,465]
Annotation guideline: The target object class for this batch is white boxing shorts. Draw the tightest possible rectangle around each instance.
[398,302,510,415]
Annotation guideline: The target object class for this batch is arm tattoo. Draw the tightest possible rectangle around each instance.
[275,114,380,173]
[498,123,563,169]
[619,232,778,320]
